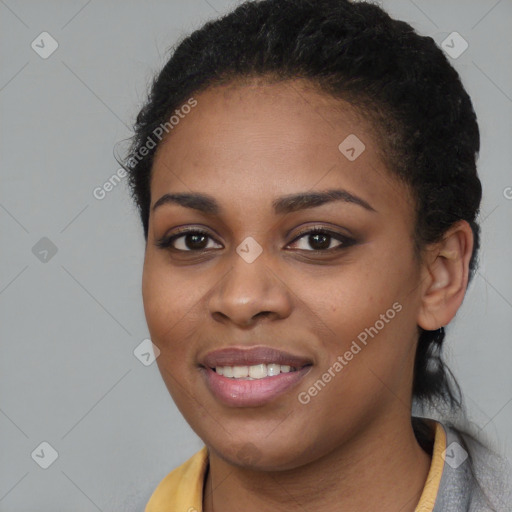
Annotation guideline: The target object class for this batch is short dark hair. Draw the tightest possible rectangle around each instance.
[122,0,482,409]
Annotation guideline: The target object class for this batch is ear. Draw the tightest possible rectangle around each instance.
[417,220,474,331]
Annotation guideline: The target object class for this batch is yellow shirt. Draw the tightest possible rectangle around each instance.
[145,422,446,512]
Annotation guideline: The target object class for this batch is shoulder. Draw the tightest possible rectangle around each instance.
[436,422,512,512]
[145,446,208,512]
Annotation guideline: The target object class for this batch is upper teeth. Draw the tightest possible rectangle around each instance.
[215,363,296,379]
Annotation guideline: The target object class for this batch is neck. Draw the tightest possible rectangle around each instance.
[203,415,432,512]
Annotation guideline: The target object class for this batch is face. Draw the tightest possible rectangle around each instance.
[142,79,426,470]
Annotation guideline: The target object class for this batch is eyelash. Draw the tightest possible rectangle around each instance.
[155,226,356,254]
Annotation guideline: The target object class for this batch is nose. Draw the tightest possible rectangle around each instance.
[207,247,293,327]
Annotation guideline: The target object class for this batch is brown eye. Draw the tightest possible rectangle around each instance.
[156,229,222,251]
[288,228,355,252]
[307,232,331,250]
[179,233,209,250]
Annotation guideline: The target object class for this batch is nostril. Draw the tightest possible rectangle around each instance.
[255,311,272,319]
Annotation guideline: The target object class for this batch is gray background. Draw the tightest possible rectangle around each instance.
[1,0,511,510]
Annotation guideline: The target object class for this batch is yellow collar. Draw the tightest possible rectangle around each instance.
[414,421,446,512]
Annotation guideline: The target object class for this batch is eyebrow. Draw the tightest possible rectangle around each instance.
[273,189,376,214]
[152,188,377,215]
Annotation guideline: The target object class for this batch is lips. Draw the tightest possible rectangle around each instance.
[199,346,313,407]
[200,346,313,368]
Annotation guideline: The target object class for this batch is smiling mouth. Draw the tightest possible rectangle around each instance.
[211,363,308,379]
[200,345,313,378]
[199,345,313,406]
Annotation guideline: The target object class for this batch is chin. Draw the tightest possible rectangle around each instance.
[207,434,320,472]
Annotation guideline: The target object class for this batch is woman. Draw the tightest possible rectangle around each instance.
[122,0,512,510]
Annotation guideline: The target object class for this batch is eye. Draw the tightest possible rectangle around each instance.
[156,226,355,253]
[156,228,222,252]
[287,227,355,252]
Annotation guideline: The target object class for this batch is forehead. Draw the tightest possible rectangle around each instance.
[150,79,413,220]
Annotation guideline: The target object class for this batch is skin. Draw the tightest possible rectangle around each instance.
[142,78,474,511]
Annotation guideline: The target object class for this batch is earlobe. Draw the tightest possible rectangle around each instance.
[417,220,474,331]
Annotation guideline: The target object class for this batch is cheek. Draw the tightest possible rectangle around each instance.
[142,260,200,406]
[292,261,402,341]
[141,255,197,350]
[295,249,418,390]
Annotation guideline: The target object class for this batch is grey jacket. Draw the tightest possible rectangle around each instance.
[434,423,512,511]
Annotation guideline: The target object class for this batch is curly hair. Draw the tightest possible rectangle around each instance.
[122,0,482,411]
